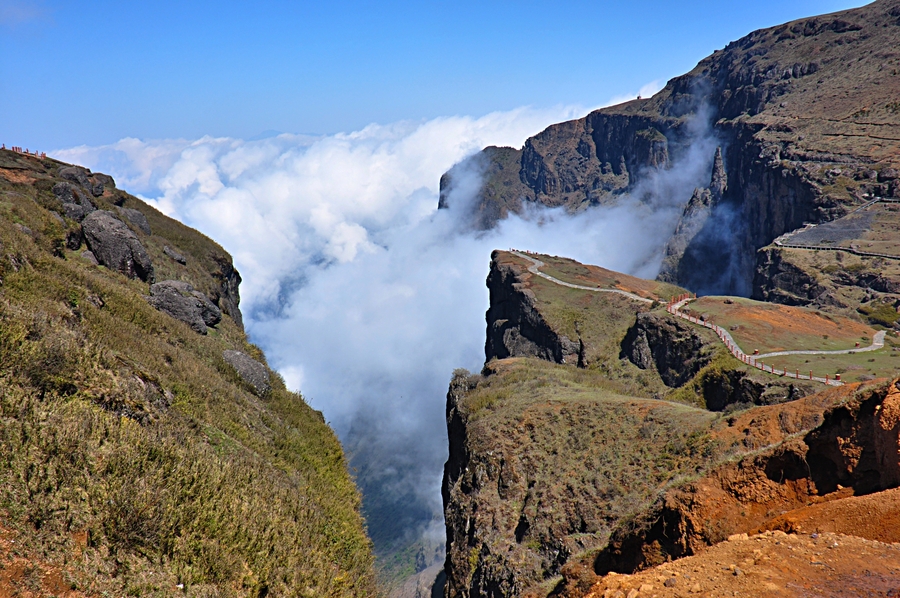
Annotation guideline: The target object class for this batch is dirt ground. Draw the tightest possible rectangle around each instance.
[0,167,37,185]
[584,531,900,598]
[689,296,875,354]
[516,253,681,301]
[0,522,85,598]
[760,486,900,543]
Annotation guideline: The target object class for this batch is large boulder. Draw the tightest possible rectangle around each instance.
[147,280,221,334]
[53,181,96,222]
[163,245,187,264]
[58,166,92,189]
[222,350,271,396]
[81,211,154,282]
[58,165,109,197]
[116,207,152,235]
[620,312,714,387]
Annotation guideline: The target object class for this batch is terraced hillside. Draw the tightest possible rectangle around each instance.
[0,148,376,596]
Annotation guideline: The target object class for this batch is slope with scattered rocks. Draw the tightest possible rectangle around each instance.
[0,148,376,596]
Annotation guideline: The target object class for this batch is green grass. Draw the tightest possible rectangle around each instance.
[520,272,670,398]
[858,299,900,327]
[533,253,685,302]
[451,360,724,589]
[757,342,900,383]
[462,360,721,503]
[0,150,377,596]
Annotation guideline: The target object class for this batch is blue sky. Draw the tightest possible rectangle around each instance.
[2,0,867,149]
[1,0,876,559]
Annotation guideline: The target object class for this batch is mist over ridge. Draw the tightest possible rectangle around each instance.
[53,92,726,560]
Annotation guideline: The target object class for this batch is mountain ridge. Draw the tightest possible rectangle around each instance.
[440,0,900,297]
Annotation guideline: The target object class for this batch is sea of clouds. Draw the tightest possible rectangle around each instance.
[54,81,725,558]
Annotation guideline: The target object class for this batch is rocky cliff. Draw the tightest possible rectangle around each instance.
[441,363,722,598]
[588,378,900,581]
[485,255,582,365]
[441,0,900,296]
[440,5,900,595]
[443,247,900,595]
[443,251,842,596]
[0,149,376,596]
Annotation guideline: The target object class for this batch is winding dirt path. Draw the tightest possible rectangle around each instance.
[666,297,887,386]
[509,250,887,387]
[509,250,654,303]
[756,331,885,359]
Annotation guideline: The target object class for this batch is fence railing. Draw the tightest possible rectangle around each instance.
[2,144,46,159]
[665,294,843,386]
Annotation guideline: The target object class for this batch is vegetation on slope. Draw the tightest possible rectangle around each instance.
[443,360,724,596]
[0,149,376,596]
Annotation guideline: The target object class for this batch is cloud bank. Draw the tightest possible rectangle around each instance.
[54,97,718,561]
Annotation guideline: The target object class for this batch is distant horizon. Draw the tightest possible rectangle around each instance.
[2,0,868,150]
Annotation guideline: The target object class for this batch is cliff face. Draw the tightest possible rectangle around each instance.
[754,244,900,322]
[0,149,376,596]
[441,0,900,295]
[590,379,900,579]
[485,256,581,365]
[443,247,897,596]
[441,363,721,598]
[619,311,713,387]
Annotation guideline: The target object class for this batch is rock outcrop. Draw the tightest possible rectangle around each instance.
[442,0,900,295]
[620,312,714,387]
[222,350,271,396]
[81,210,154,282]
[163,245,187,264]
[116,206,152,235]
[592,380,900,577]
[619,309,813,410]
[52,181,96,222]
[657,147,728,283]
[485,252,581,365]
[211,254,244,329]
[754,245,900,314]
[147,280,221,334]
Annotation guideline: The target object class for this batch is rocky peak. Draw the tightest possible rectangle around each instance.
[484,252,582,365]
[442,0,900,295]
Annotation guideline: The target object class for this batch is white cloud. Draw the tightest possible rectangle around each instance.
[56,98,716,550]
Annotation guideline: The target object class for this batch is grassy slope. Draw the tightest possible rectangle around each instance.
[535,254,684,302]
[463,360,722,496]
[500,251,732,403]
[450,253,745,592]
[452,360,723,593]
[452,251,900,593]
[0,150,376,596]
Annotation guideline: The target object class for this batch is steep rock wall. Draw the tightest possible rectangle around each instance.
[592,380,900,576]
[619,312,713,387]
[441,0,900,295]
[485,252,581,365]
